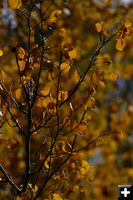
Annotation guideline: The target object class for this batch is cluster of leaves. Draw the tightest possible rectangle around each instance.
[0,0,133,200]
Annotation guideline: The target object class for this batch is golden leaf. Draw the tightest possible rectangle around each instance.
[8,0,22,10]
[73,185,80,192]
[49,10,61,24]
[60,61,71,73]
[36,98,44,108]
[75,122,87,135]
[58,91,68,101]
[95,22,102,32]
[40,86,50,96]
[99,80,105,88]
[116,38,126,51]
[80,160,90,176]
[68,48,77,59]
[0,49,3,57]
[72,69,79,82]
[124,19,132,28]
[53,193,63,200]
[18,60,26,72]
[15,88,22,99]
[109,72,118,81]
[18,47,26,60]
[85,97,95,109]
[33,185,38,193]
[43,97,56,112]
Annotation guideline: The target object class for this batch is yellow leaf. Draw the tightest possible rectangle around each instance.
[80,160,90,176]
[58,91,68,101]
[72,69,79,82]
[109,72,118,81]
[99,80,105,88]
[36,98,44,108]
[116,38,126,51]
[49,10,62,24]
[21,75,31,85]
[60,61,71,73]
[17,47,26,60]
[124,19,132,28]
[95,22,102,32]
[8,0,22,10]
[15,88,22,99]
[68,48,77,59]
[40,86,50,96]
[18,60,26,72]
[75,122,87,135]
[60,141,67,152]
[44,160,49,169]
[0,49,3,56]
[43,97,52,108]
[53,193,63,200]
[33,185,38,193]
[96,137,103,146]
[85,97,95,109]
[73,185,80,192]
[43,97,56,112]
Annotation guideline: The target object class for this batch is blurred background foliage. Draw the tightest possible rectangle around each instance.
[0,0,133,199]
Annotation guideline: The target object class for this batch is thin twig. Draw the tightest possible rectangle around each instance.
[0,164,21,194]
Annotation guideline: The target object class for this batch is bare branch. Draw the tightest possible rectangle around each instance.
[0,164,21,194]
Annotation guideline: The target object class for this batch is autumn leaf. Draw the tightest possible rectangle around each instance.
[95,22,109,36]
[73,185,80,192]
[116,38,126,51]
[0,49,3,57]
[40,86,50,96]
[72,69,79,82]
[124,19,132,28]
[53,193,63,200]
[108,72,119,81]
[95,22,102,32]
[68,48,77,59]
[58,90,68,101]
[15,88,22,99]
[85,97,95,109]
[17,47,26,60]
[49,10,62,24]
[75,122,87,135]
[8,0,22,10]
[60,61,71,73]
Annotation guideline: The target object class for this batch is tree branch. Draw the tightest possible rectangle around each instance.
[0,164,21,194]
